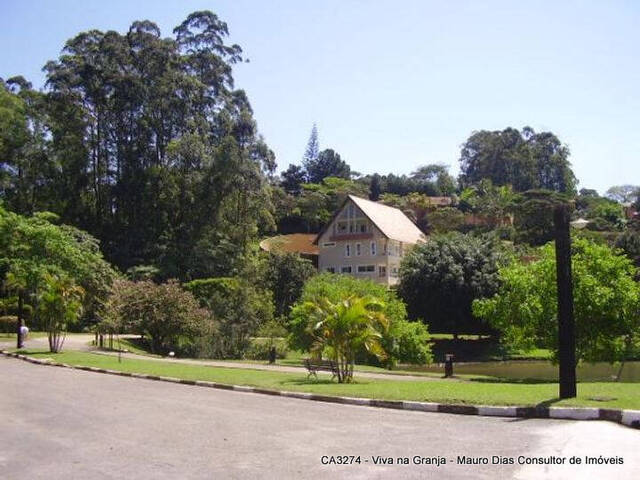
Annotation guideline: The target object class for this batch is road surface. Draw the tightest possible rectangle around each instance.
[0,356,638,479]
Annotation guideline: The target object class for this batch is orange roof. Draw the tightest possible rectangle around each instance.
[259,234,319,256]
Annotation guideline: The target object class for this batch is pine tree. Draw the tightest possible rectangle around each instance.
[302,124,319,176]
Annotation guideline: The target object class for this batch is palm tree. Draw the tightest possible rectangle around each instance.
[38,274,84,353]
[305,295,389,383]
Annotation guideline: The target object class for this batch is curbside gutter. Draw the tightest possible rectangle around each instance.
[2,350,639,430]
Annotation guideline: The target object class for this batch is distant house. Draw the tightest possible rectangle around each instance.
[314,195,426,286]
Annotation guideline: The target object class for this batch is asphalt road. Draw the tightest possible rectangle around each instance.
[1,357,638,480]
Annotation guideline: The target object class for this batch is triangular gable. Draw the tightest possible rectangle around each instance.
[314,195,425,245]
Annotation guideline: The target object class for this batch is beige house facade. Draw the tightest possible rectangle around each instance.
[314,195,426,286]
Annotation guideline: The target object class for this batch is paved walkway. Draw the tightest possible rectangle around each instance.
[0,333,95,352]
[1,333,451,382]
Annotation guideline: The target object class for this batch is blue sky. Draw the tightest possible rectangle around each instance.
[2,0,638,194]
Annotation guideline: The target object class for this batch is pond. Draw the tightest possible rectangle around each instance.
[406,360,640,383]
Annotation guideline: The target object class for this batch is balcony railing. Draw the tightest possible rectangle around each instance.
[329,232,374,241]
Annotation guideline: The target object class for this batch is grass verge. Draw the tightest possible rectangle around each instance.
[11,349,640,411]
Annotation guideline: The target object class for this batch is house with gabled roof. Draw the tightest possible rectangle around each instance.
[313,195,426,286]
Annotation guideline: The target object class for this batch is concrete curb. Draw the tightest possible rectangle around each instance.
[2,350,638,430]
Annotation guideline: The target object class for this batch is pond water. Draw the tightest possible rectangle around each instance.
[407,360,640,383]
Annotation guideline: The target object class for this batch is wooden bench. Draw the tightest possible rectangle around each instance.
[303,358,339,379]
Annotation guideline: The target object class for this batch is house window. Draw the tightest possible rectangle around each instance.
[341,266,352,274]
[356,243,361,256]
[390,266,399,277]
[359,223,367,233]
[378,265,386,277]
[345,244,351,257]
[370,241,376,256]
[326,267,336,273]
[357,265,375,273]
[382,242,387,255]
[322,242,336,248]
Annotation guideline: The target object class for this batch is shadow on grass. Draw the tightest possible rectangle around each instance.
[14,349,51,355]
[535,397,562,408]
[284,378,372,387]
[468,376,557,385]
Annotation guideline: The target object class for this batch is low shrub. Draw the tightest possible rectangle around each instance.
[0,315,18,333]
[244,337,288,360]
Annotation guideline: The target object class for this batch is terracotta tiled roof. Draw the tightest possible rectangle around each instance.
[348,195,426,244]
[259,234,319,255]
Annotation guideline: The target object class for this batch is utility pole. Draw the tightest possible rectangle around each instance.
[553,203,576,398]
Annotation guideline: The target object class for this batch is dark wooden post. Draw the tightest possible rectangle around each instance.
[553,203,576,398]
[16,292,24,349]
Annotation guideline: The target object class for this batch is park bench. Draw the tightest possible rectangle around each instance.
[303,358,339,379]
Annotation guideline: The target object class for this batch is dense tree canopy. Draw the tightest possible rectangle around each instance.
[184,276,273,358]
[0,205,117,330]
[473,238,640,364]
[458,127,576,193]
[305,148,351,184]
[262,252,315,318]
[606,185,639,204]
[1,11,276,281]
[398,233,506,335]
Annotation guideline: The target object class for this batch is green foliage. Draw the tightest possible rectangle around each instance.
[38,274,84,352]
[263,252,315,317]
[277,177,368,233]
[305,148,351,183]
[459,126,576,193]
[104,279,214,355]
[427,207,465,233]
[512,191,556,246]
[615,230,640,268]
[2,11,275,281]
[244,337,289,360]
[605,185,639,204]
[0,315,18,333]
[398,233,506,335]
[126,265,161,282]
[383,319,433,366]
[459,179,515,228]
[0,205,117,329]
[256,318,289,338]
[184,277,274,358]
[379,192,455,232]
[288,274,430,368]
[0,80,55,215]
[304,295,390,382]
[473,237,640,364]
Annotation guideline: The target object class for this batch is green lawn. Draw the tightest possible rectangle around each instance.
[95,336,163,357]
[14,349,640,410]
